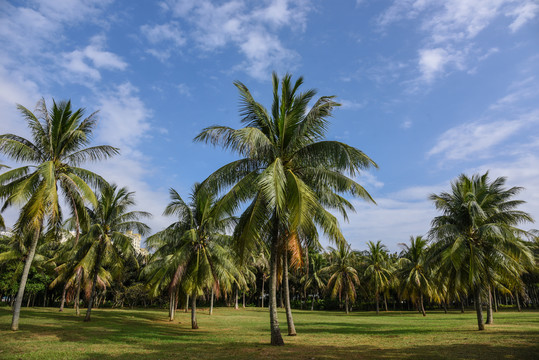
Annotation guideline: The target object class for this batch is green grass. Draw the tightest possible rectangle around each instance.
[1,306,538,359]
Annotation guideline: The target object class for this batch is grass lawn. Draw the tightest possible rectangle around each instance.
[1,306,538,359]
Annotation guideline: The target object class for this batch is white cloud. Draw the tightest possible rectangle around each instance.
[378,0,538,84]
[155,0,310,79]
[339,99,366,110]
[401,120,412,129]
[61,36,127,81]
[96,83,152,151]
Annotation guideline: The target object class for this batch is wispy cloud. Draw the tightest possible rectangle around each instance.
[145,0,310,79]
[378,0,538,84]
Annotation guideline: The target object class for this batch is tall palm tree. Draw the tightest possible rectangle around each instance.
[195,73,377,345]
[0,99,118,330]
[429,172,534,330]
[364,240,393,314]
[145,185,238,329]
[397,236,432,316]
[79,183,150,321]
[322,243,360,314]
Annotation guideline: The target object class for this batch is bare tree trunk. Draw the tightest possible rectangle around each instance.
[283,251,296,336]
[493,289,498,312]
[345,295,349,314]
[474,288,485,331]
[420,294,426,316]
[243,291,246,308]
[375,292,380,314]
[269,217,284,346]
[486,286,493,324]
[235,287,239,310]
[209,287,214,315]
[191,291,198,329]
[85,240,103,322]
[11,229,41,331]
[384,295,388,312]
[516,292,521,312]
[185,294,189,313]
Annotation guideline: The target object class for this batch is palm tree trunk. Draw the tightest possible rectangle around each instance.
[185,294,189,313]
[283,251,296,336]
[311,292,315,311]
[493,289,498,312]
[235,287,239,310]
[59,282,68,312]
[85,240,103,322]
[261,278,265,308]
[375,292,380,314]
[210,287,214,315]
[474,288,485,331]
[486,286,493,324]
[345,295,349,315]
[191,290,198,329]
[75,274,81,316]
[516,292,521,312]
[384,295,388,312]
[420,294,426,316]
[11,228,40,331]
[268,217,284,346]
[243,291,246,308]
[169,291,175,321]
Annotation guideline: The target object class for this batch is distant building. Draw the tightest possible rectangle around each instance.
[126,230,142,254]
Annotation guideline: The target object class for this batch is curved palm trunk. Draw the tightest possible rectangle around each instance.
[269,218,284,346]
[191,291,198,329]
[11,229,40,331]
[420,294,426,316]
[85,240,103,322]
[59,282,68,312]
[474,288,485,331]
[486,286,493,324]
[283,251,296,336]
[209,287,214,315]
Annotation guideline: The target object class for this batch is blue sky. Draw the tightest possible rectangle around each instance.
[1,0,538,251]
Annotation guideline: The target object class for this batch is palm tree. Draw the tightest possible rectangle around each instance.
[145,185,238,329]
[397,236,432,316]
[79,183,150,321]
[429,172,534,330]
[195,73,377,345]
[301,252,326,310]
[322,243,360,314]
[364,240,393,314]
[0,99,118,330]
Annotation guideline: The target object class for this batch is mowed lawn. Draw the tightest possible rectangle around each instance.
[1,306,538,359]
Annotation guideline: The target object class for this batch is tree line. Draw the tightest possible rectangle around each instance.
[1,74,537,345]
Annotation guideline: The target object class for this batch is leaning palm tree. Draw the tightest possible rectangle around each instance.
[397,236,432,316]
[79,183,151,321]
[322,243,360,314]
[364,240,393,314]
[195,73,377,345]
[0,99,118,330]
[145,184,239,329]
[429,172,534,330]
